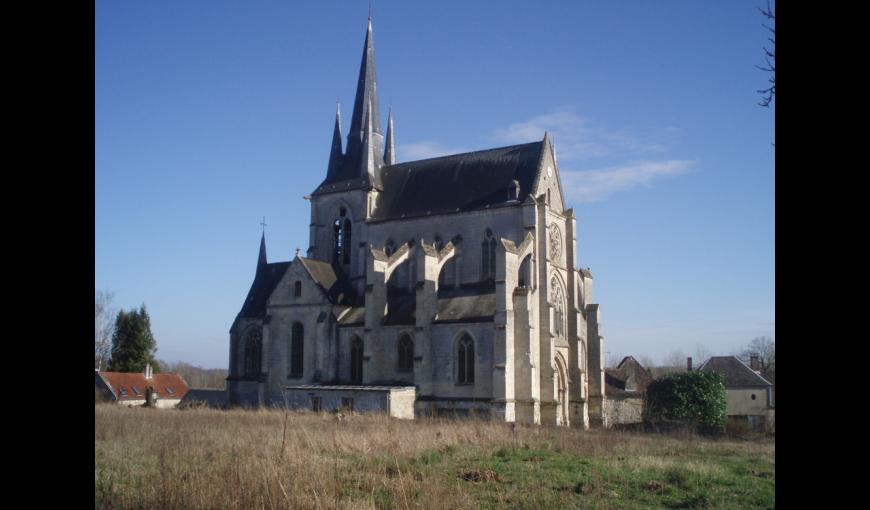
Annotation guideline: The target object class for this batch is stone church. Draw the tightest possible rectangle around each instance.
[227,19,606,428]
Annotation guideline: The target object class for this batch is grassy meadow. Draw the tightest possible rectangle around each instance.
[95,404,774,509]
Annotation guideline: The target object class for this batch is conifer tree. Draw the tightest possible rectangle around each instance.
[108,305,159,373]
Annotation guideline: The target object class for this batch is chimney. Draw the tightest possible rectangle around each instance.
[749,353,760,371]
[687,357,692,372]
[145,363,152,380]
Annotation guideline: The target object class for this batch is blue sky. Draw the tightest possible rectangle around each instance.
[95,1,774,369]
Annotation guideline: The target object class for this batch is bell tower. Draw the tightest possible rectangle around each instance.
[307,17,394,297]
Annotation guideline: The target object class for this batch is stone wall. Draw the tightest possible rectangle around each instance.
[604,396,644,425]
[282,386,416,419]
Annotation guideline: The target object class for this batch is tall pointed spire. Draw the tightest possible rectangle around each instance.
[326,102,343,179]
[347,18,381,154]
[384,106,395,165]
[257,231,267,269]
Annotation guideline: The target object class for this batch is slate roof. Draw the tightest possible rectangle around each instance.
[284,384,415,392]
[180,388,227,408]
[237,262,291,320]
[697,356,772,387]
[96,371,189,401]
[298,257,358,306]
[336,285,497,327]
[605,356,654,397]
[370,141,544,222]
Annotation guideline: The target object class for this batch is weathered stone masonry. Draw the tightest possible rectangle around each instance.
[226,18,605,427]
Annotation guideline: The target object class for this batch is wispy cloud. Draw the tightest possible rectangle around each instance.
[561,160,695,203]
[398,141,468,161]
[492,110,608,160]
[399,108,692,202]
[491,109,678,162]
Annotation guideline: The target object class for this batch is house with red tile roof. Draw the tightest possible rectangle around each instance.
[95,364,189,409]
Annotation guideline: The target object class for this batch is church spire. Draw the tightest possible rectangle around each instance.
[347,18,381,153]
[384,106,395,166]
[326,102,343,179]
[257,231,267,269]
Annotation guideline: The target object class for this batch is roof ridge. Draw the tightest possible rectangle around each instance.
[385,140,543,168]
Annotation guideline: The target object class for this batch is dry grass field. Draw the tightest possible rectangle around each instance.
[95,404,774,509]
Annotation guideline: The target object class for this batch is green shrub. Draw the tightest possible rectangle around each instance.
[644,371,727,433]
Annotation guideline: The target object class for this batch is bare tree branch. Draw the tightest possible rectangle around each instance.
[757,1,775,107]
[95,290,116,371]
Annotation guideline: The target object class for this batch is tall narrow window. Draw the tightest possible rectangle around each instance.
[342,218,352,265]
[350,336,364,384]
[481,229,497,280]
[551,278,565,338]
[244,329,262,380]
[398,334,414,371]
[333,219,342,264]
[294,281,302,297]
[289,322,304,378]
[457,334,475,384]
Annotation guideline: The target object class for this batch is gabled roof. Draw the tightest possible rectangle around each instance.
[297,257,357,306]
[236,262,291,320]
[370,141,544,222]
[96,371,189,401]
[697,356,772,387]
[605,356,654,396]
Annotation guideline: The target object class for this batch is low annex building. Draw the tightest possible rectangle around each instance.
[697,355,774,432]
[95,364,189,409]
[227,18,606,427]
[603,356,654,427]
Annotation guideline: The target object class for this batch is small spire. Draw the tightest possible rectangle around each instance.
[326,103,343,178]
[258,230,267,268]
[384,106,395,165]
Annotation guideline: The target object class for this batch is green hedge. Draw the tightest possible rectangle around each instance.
[644,371,727,432]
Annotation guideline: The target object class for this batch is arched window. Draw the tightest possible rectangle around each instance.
[243,329,262,380]
[398,334,414,371]
[551,277,565,338]
[456,334,475,384]
[289,322,304,378]
[481,229,497,281]
[350,336,364,384]
[342,218,352,265]
[518,254,532,288]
